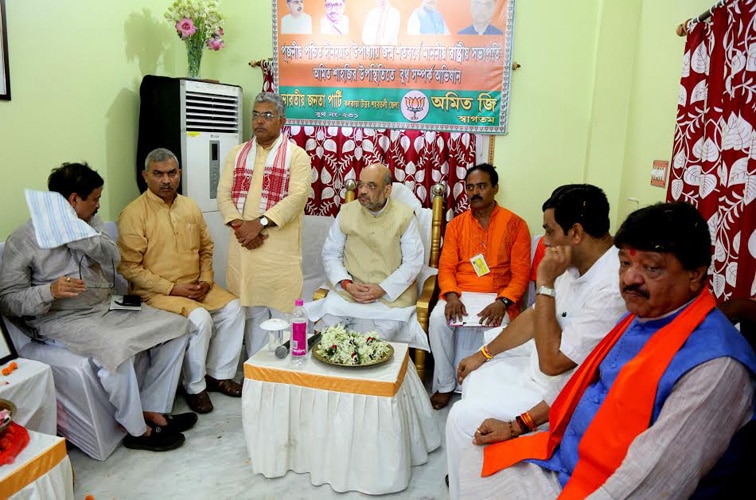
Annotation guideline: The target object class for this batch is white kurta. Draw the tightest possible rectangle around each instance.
[445,248,627,498]
[303,201,430,350]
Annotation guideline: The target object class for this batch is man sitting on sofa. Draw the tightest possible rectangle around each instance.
[304,163,427,347]
[0,162,195,452]
[118,148,245,415]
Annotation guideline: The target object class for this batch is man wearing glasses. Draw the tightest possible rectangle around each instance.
[118,148,245,415]
[217,92,312,357]
[320,0,349,35]
[281,0,312,35]
[0,162,195,452]
[304,163,426,346]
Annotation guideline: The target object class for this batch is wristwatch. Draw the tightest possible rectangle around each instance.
[536,285,556,298]
[259,215,270,228]
[498,297,513,307]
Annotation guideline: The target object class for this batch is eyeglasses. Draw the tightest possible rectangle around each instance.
[252,111,278,122]
[325,2,343,9]
[357,181,384,192]
[79,255,116,290]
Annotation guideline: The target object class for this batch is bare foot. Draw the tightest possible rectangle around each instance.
[431,391,453,410]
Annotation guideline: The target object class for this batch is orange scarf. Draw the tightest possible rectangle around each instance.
[482,289,716,499]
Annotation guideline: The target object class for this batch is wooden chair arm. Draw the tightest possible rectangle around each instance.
[416,274,438,333]
[313,287,329,301]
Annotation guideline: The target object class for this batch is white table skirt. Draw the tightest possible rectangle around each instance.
[0,430,74,499]
[242,343,441,495]
[0,359,57,435]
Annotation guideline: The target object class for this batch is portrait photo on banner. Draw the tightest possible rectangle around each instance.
[272,0,516,134]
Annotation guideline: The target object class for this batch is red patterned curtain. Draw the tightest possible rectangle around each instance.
[668,0,756,300]
[260,60,474,218]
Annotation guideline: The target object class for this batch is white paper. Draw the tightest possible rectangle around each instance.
[449,292,498,327]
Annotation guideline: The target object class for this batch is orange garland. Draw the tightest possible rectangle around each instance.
[1,361,18,376]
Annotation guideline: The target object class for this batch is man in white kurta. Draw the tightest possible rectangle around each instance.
[217,92,312,357]
[0,163,193,452]
[361,0,400,45]
[118,148,245,415]
[281,0,312,34]
[304,164,428,349]
[320,0,349,35]
[445,184,627,497]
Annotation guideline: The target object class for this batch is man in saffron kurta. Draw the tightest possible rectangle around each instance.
[303,163,427,348]
[118,149,245,415]
[217,92,312,357]
[429,164,531,409]
[457,202,756,499]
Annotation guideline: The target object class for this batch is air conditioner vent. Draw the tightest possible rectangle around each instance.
[184,91,240,133]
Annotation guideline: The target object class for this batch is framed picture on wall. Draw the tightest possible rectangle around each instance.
[0,0,9,101]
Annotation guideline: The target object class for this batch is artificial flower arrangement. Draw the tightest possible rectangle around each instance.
[316,324,392,366]
[165,0,225,77]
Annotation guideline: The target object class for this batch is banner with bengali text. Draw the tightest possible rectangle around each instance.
[273,0,516,134]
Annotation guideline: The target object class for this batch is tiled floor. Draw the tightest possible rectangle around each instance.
[68,368,460,500]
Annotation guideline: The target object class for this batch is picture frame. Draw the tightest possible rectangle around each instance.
[0,315,18,366]
[0,0,10,101]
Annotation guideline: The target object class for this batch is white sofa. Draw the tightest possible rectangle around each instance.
[0,222,128,461]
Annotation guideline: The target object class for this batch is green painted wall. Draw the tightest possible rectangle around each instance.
[0,0,712,238]
[616,0,714,224]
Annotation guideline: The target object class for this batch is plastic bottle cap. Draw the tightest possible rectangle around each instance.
[295,299,304,306]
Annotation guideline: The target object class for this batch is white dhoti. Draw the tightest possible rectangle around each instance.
[303,292,431,351]
[184,299,245,394]
[429,299,508,394]
[457,445,562,500]
[95,335,188,436]
[446,340,547,499]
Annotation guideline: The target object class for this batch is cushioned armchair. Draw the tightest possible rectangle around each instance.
[312,181,445,380]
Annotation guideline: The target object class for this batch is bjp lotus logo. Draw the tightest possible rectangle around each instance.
[401,91,429,122]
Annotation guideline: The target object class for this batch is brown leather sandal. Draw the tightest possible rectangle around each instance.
[205,376,242,398]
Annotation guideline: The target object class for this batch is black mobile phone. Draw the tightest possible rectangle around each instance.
[119,295,142,307]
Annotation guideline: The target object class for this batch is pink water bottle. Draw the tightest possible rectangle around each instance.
[290,299,307,365]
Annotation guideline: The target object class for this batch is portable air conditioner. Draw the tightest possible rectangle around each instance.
[136,75,244,287]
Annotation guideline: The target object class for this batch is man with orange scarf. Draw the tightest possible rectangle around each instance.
[456,201,756,498]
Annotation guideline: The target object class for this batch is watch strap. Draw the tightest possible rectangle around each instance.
[536,285,556,298]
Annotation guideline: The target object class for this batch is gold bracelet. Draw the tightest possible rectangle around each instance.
[480,345,494,360]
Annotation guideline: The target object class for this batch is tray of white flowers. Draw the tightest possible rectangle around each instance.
[313,324,394,367]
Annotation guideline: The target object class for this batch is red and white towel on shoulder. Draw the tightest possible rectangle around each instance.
[231,134,293,214]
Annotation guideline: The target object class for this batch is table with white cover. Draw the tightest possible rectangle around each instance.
[242,342,441,495]
[0,358,56,435]
[0,430,74,499]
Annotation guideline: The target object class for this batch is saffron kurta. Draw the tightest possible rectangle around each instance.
[117,190,236,316]
[438,204,531,316]
[217,140,312,313]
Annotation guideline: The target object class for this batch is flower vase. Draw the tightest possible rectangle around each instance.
[185,37,204,79]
